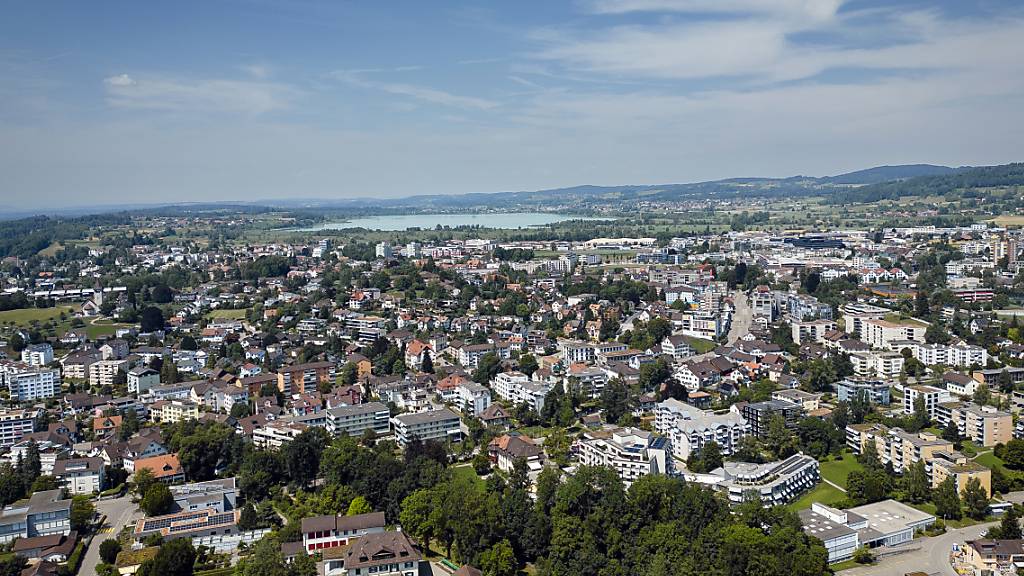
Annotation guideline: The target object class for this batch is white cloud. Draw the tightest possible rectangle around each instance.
[329,70,498,110]
[586,0,845,22]
[102,73,297,114]
[104,73,136,87]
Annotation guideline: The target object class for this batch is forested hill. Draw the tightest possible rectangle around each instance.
[821,164,958,185]
[828,163,1024,204]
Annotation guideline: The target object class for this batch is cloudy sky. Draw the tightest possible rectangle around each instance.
[1,0,1022,209]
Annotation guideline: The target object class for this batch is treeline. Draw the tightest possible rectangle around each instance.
[0,213,129,259]
[829,163,1024,204]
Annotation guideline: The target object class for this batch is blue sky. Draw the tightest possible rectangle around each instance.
[1,0,1022,208]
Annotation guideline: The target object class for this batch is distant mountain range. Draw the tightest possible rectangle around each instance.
[265,163,968,210]
[8,162,1024,219]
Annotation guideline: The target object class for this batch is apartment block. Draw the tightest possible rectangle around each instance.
[903,385,951,419]
[391,408,463,447]
[277,361,335,395]
[492,372,553,415]
[791,319,837,345]
[576,427,670,486]
[933,402,1012,447]
[836,379,891,405]
[685,454,819,506]
[738,400,801,439]
[850,351,904,380]
[0,364,60,401]
[930,451,992,497]
[325,402,391,438]
[841,303,890,337]
[910,342,988,368]
[0,409,39,447]
[654,398,747,461]
[861,319,927,350]
[88,359,128,388]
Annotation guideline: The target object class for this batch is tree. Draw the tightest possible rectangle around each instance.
[961,477,990,520]
[141,483,174,516]
[140,306,165,333]
[908,395,930,432]
[480,539,517,576]
[1003,439,1024,471]
[421,353,434,374]
[765,414,798,459]
[346,495,373,516]
[239,450,283,502]
[902,459,930,504]
[518,354,539,377]
[933,477,963,520]
[802,271,820,294]
[134,466,156,497]
[283,427,330,489]
[600,378,630,424]
[852,546,874,564]
[160,355,179,384]
[997,506,1022,540]
[942,419,961,446]
[473,353,502,384]
[70,495,95,531]
[973,383,992,407]
[999,369,1015,394]
[138,538,196,576]
[238,502,259,531]
[100,539,122,564]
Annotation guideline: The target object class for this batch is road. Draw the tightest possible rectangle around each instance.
[838,521,995,576]
[80,495,139,576]
[727,291,752,344]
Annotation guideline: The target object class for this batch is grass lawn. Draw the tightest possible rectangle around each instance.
[830,559,865,572]
[0,306,77,327]
[205,308,248,320]
[819,452,863,490]
[86,322,133,339]
[451,464,486,491]
[685,337,718,354]
[787,482,846,511]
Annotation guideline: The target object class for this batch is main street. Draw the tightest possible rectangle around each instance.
[727,291,752,344]
[80,494,139,576]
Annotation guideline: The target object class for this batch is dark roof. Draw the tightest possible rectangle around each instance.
[344,531,422,570]
[300,511,386,535]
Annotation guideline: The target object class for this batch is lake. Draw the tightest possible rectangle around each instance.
[300,212,608,231]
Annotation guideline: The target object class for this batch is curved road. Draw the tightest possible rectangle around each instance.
[838,521,995,576]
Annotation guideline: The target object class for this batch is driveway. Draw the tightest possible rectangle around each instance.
[80,495,140,576]
[838,521,995,576]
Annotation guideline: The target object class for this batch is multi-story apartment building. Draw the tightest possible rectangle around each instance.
[933,402,1012,447]
[153,399,200,423]
[558,339,595,364]
[903,385,951,419]
[88,359,128,388]
[846,424,954,474]
[127,367,160,394]
[836,379,891,405]
[0,490,71,544]
[841,302,890,337]
[20,344,53,367]
[492,372,553,414]
[930,451,992,496]
[850,351,905,380]
[786,293,832,321]
[0,409,39,447]
[791,319,837,345]
[252,421,307,451]
[738,400,801,438]
[456,382,491,416]
[908,342,988,368]
[750,286,777,320]
[277,361,335,395]
[325,402,391,438]
[860,319,927,350]
[0,364,59,401]
[674,311,725,340]
[660,335,694,359]
[685,454,819,506]
[654,398,747,461]
[52,457,106,495]
[391,408,463,447]
[576,427,670,486]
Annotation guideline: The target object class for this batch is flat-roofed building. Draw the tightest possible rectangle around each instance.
[836,379,890,405]
[133,508,239,543]
[576,427,670,487]
[903,385,951,419]
[685,454,819,506]
[930,450,992,497]
[933,402,1012,447]
[277,361,335,395]
[0,409,39,447]
[861,318,927,350]
[654,398,747,461]
[799,503,860,563]
[0,490,71,544]
[391,408,462,447]
[325,402,391,438]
